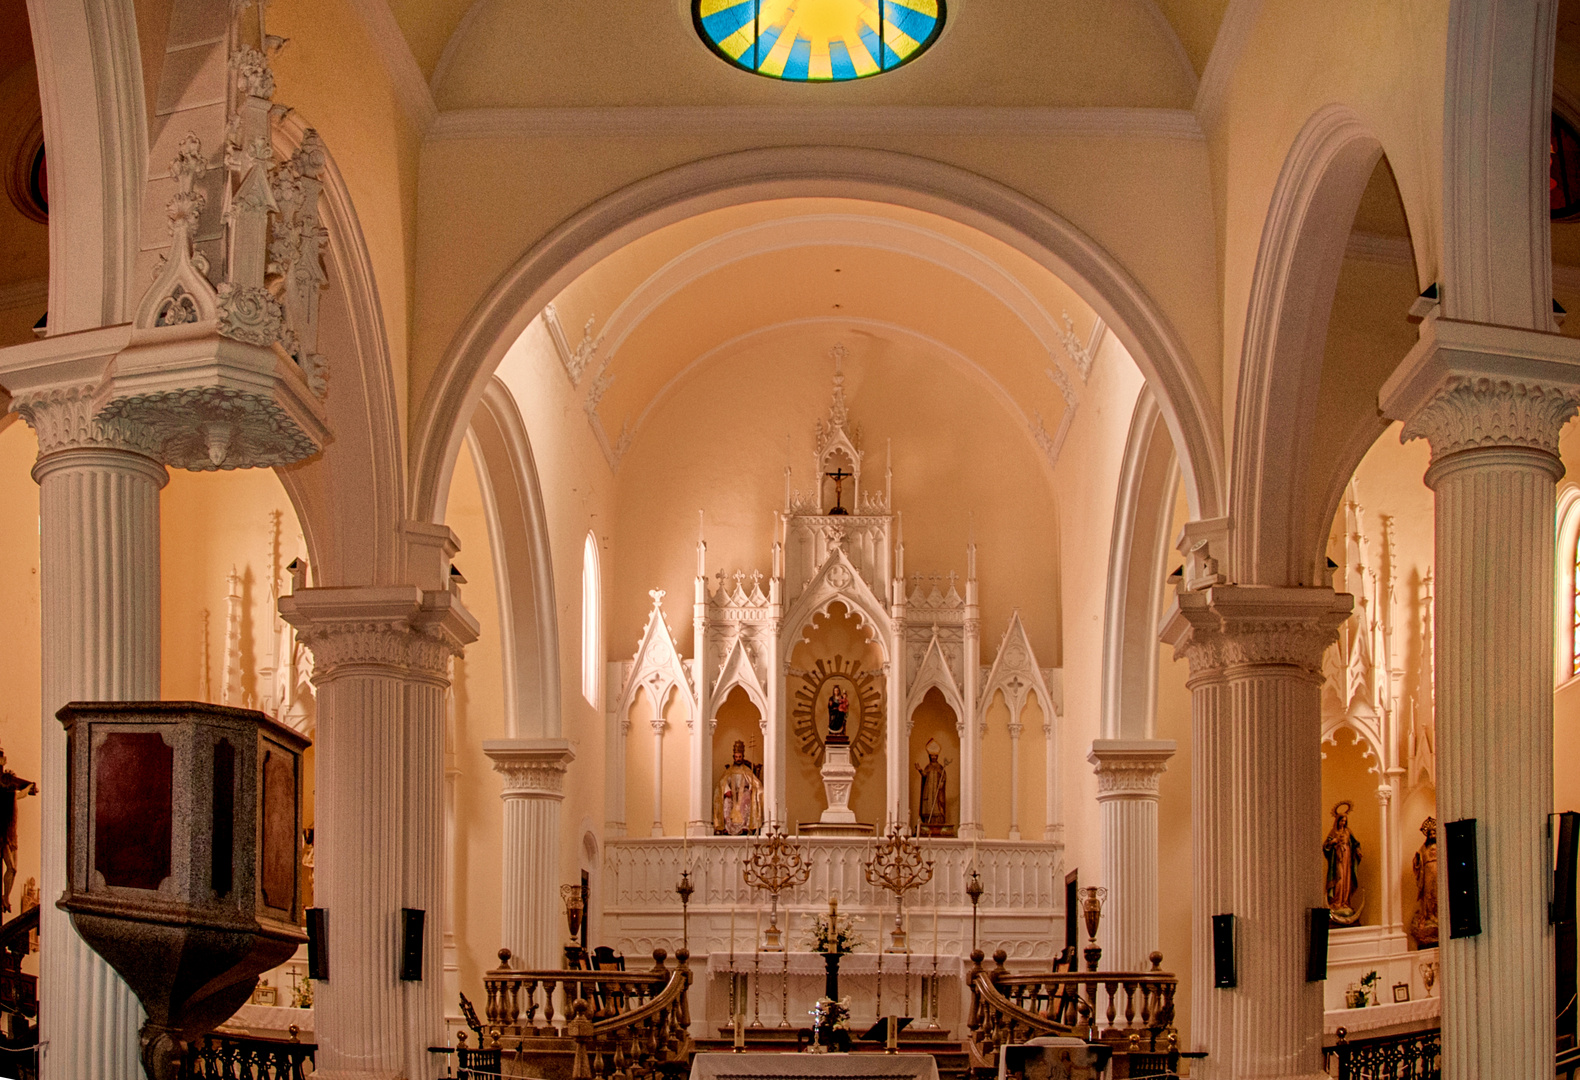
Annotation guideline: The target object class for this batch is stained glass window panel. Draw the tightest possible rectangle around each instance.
[1572,531,1579,675]
[695,0,944,82]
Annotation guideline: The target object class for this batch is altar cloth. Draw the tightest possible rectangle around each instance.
[691,1051,941,1080]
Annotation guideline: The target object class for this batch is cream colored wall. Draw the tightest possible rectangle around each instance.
[0,59,46,349]
[1157,477,1193,1042]
[1319,730,1383,928]
[1051,333,1147,890]
[0,420,40,970]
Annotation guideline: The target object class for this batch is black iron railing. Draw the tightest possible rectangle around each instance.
[1324,1026,1439,1080]
[184,1031,315,1080]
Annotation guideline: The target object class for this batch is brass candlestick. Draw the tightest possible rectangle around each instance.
[1080,886,1107,971]
[741,823,810,951]
[675,869,694,953]
[561,882,586,967]
[965,868,985,954]
[863,825,934,952]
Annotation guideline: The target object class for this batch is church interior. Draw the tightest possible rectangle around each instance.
[0,0,1578,1078]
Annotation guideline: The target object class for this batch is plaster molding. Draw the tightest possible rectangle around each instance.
[1193,0,1264,131]
[278,585,479,680]
[483,738,576,799]
[1344,231,1415,269]
[1161,585,1353,680]
[426,106,1204,143]
[1087,739,1176,799]
[345,0,439,133]
[1380,317,1580,464]
[13,381,161,459]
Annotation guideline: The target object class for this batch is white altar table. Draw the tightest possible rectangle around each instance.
[691,1052,940,1080]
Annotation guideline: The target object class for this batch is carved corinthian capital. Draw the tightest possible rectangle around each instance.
[484,739,576,799]
[13,382,163,459]
[1087,739,1176,801]
[1381,317,1580,464]
[1160,585,1352,681]
[278,584,479,682]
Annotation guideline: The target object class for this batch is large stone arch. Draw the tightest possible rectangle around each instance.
[410,145,1227,532]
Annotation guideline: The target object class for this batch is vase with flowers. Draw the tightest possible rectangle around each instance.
[804,897,865,1003]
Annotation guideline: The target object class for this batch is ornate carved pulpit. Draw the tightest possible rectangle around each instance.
[57,702,308,1079]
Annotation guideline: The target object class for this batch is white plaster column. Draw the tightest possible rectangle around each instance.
[1379,318,1580,1080]
[651,719,667,836]
[1163,585,1351,1080]
[961,547,982,839]
[1044,714,1061,843]
[1007,720,1023,841]
[1087,739,1175,971]
[484,739,576,969]
[280,585,477,1080]
[443,687,461,1025]
[606,666,628,837]
[690,542,713,838]
[885,655,905,831]
[13,370,163,1080]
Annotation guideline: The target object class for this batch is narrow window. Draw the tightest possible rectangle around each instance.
[1572,529,1580,676]
[582,533,602,706]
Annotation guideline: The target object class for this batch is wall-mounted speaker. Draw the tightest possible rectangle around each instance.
[1212,914,1236,989]
[1445,818,1481,939]
[306,908,328,981]
[400,908,426,982]
[1306,907,1330,982]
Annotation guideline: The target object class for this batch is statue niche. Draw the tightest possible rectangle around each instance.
[1324,800,1365,926]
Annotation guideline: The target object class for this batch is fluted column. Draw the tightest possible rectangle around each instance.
[1162,585,1351,1080]
[651,719,667,836]
[280,586,477,1080]
[1087,739,1175,970]
[12,375,164,1080]
[1380,318,1580,1080]
[484,739,575,969]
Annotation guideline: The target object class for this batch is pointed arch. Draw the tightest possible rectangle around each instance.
[905,631,967,725]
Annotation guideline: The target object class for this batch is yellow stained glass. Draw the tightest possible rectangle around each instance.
[695,0,943,82]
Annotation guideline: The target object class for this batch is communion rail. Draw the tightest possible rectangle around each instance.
[182,1031,316,1080]
[469,947,692,1080]
[1322,1026,1439,1080]
[968,948,1178,1067]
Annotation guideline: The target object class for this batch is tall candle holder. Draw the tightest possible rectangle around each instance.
[675,869,694,953]
[1080,886,1107,971]
[965,868,985,954]
[561,882,586,968]
[863,825,934,952]
[741,823,810,951]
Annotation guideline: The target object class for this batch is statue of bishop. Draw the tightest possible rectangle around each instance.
[916,738,951,836]
[713,740,764,836]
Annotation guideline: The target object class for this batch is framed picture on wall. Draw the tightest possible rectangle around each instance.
[1393,983,1410,1003]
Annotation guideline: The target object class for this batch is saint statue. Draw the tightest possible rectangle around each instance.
[0,749,36,914]
[826,685,850,743]
[713,740,764,836]
[1409,816,1439,946]
[915,738,951,836]
[1323,801,1364,925]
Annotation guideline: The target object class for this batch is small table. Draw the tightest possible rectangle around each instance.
[690,1052,940,1080]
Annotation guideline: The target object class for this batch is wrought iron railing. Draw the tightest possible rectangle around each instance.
[1323,1026,1439,1080]
[183,1031,315,1080]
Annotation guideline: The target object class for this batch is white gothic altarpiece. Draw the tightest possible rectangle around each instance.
[601,356,1067,1033]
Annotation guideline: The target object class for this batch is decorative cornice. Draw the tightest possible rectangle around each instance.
[426,106,1205,144]
[1160,585,1352,680]
[1088,739,1175,800]
[484,738,576,799]
[278,585,479,681]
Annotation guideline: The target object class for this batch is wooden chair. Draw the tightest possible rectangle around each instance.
[590,946,627,1015]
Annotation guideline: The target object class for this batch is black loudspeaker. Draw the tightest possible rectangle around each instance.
[1554,812,1580,925]
[400,908,426,982]
[1445,818,1482,939]
[1306,907,1330,982]
[306,908,328,981]
[1212,914,1236,989]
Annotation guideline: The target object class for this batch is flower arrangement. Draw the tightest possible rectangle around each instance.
[804,907,865,954]
[1345,970,1380,1008]
[809,996,852,1030]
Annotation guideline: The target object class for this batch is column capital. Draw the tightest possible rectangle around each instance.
[1161,584,1352,680]
[279,584,479,680]
[1087,739,1176,800]
[1380,317,1580,463]
[483,738,576,799]
[0,325,158,460]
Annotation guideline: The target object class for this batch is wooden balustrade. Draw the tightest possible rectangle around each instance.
[967,947,1179,1069]
[470,947,692,1080]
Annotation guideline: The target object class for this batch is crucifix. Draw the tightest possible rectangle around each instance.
[825,467,852,516]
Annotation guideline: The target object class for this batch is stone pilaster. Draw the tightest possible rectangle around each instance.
[279,585,477,1080]
[11,364,164,1080]
[1162,585,1351,1080]
[483,739,575,969]
[1087,739,1175,971]
[1380,317,1580,1080]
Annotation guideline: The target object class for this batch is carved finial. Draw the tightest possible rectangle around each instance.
[648,588,666,608]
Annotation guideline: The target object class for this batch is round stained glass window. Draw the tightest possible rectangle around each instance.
[695,0,944,82]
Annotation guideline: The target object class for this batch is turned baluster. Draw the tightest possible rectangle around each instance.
[545,979,561,1031]
[485,977,502,1025]
[1122,980,1136,1030]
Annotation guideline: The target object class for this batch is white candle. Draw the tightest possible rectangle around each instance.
[755,907,762,951]
[886,1015,898,1051]
[735,1016,746,1048]
[730,907,737,959]
[932,910,939,958]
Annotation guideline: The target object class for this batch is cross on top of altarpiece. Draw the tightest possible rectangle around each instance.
[741,822,812,897]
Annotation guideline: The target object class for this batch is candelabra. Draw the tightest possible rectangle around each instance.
[741,823,811,950]
[561,882,586,967]
[675,869,694,953]
[965,868,985,954]
[863,825,935,952]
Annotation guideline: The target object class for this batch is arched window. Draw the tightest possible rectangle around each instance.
[1573,529,1580,677]
[582,533,603,707]
[694,0,944,82]
[1557,489,1580,681]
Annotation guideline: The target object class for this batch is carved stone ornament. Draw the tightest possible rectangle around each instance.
[1162,585,1354,681]
[1087,740,1175,800]
[11,383,163,459]
[278,588,479,684]
[1401,376,1580,462]
[485,740,576,799]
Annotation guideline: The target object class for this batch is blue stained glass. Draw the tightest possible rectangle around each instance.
[694,0,944,82]
[829,40,857,80]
